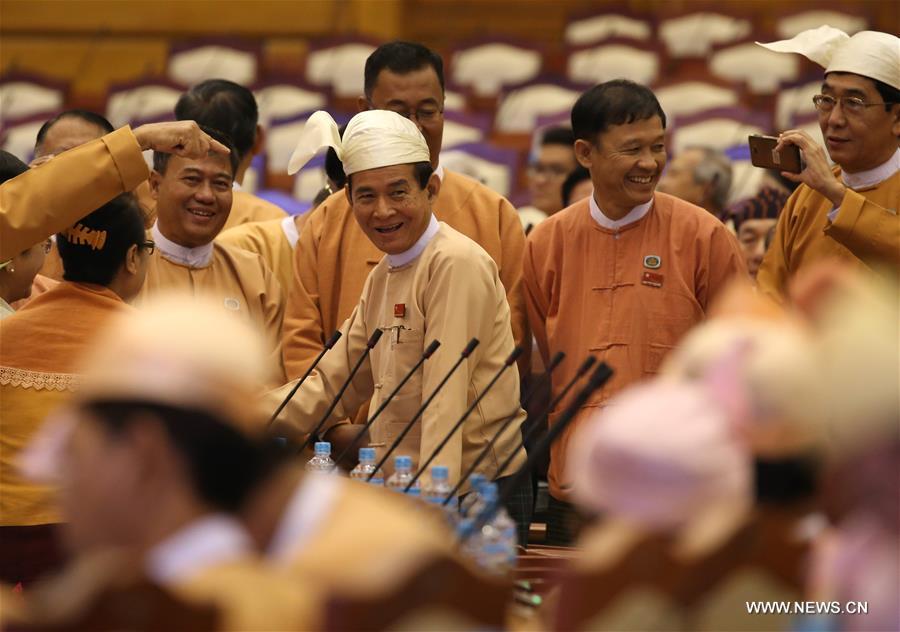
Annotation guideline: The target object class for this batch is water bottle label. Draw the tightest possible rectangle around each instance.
[482,543,512,554]
[406,488,421,497]
[368,477,384,486]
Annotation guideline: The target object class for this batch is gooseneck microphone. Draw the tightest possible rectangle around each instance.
[460,361,614,542]
[442,351,566,504]
[334,339,441,466]
[297,328,384,454]
[369,338,480,481]
[405,345,524,492]
[268,330,342,427]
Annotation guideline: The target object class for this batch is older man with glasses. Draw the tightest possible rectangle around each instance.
[756,27,899,299]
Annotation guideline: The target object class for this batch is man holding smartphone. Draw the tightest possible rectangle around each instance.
[755,28,899,299]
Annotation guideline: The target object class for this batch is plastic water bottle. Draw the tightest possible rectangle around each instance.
[461,482,518,576]
[385,455,420,497]
[349,447,384,486]
[424,465,453,504]
[305,441,335,473]
[459,473,488,516]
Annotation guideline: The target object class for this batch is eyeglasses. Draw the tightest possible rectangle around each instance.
[813,94,896,116]
[142,240,156,255]
[527,163,571,179]
[370,101,444,124]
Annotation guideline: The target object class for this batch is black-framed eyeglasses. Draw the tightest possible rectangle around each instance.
[813,94,896,116]
[141,240,156,255]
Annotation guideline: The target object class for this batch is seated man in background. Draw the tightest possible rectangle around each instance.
[519,126,578,228]
[175,79,287,230]
[143,127,285,382]
[756,27,899,299]
[657,145,733,222]
[729,186,789,280]
[524,80,747,545]
[0,193,148,587]
[561,166,592,209]
[270,109,531,543]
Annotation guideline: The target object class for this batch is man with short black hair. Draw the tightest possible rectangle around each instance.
[144,125,285,382]
[175,79,287,229]
[523,79,746,545]
[282,41,528,444]
[756,28,900,299]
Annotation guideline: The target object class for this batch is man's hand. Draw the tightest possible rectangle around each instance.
[133,121,230,159]
[775,130,846,207]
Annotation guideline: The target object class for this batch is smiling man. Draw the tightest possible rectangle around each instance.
[268,109,531,543]
[282,41,527,405]
[143,126,285,382]
[523,79,746,545]
[756,28,900,299]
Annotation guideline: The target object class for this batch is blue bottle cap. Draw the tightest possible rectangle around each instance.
[395,455,412,469]
[314,441,331,455]
[431,465,449,479]
[359,447,376,461]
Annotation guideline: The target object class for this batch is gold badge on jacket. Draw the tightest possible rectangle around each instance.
[643,255,661,269]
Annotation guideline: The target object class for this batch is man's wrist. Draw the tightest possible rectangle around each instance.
[825,182,846,208]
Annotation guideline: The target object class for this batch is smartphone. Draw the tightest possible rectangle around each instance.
[748,134,803,173]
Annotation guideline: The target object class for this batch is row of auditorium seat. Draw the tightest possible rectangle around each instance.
[0,8,864,205]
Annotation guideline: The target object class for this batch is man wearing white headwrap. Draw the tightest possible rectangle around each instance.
[280,42,528,429]
[755,27,900,299]
[268,108,531,542]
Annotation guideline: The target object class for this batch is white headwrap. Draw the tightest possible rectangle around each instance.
[287,110,431,176]
[757,26,900,90]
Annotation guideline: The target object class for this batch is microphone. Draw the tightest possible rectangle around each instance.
[460,361,614,542]
[334,339,441,466]
[369,338,480,481]
[405,345,524,492]
[296,328,384,454]
[268,330,342,427]
[442,351,565,504]
[479,354,597,499]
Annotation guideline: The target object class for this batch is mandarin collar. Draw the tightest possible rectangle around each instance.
[589,194,654,230]
[841,148,900,190]
[386,214,440,268]
[152,223,214,268]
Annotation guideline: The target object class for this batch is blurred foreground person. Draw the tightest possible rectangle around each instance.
[0,195,148,587]
[5,296,312,629]
[804,276,899,632]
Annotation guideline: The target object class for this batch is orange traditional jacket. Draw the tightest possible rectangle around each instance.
[757,168,900,300]
[523,193,747,499]
[282,169,527,381]
[0,282,130,525]
[0,127,148,262]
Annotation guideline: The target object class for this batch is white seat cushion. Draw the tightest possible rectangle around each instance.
[568,44,659,86]
[495,84,580,134]
[660,13,751,58]
[168,45,258,86]
[565,14,652,45]
[452,44,542,96]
